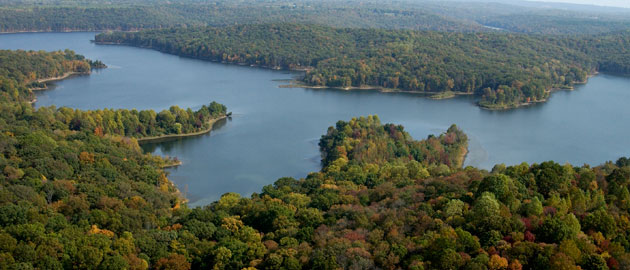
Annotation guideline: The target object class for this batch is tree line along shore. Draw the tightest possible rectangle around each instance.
[96,24,630,110]
[2,33,630,270]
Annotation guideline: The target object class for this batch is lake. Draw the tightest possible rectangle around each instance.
[2,32,629,206]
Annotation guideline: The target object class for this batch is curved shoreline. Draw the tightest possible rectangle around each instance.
[94,40,599,111]
[29,71,89,91]
[27,71,93,102]
[37,71,85,83]
[12,56,208,206]
[137,115,227,143]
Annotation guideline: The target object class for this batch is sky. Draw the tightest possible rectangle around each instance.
[531,0,630,8]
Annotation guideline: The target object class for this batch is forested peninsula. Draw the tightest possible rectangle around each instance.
[95,24,630,109]
[5,98,630,269]
[0,49,227,139]
[0,49,105,101]
[3,49,630,270]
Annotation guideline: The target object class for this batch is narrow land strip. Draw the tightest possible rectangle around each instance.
[137,115,228,143]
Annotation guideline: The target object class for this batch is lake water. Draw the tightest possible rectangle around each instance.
[2,32,629,206]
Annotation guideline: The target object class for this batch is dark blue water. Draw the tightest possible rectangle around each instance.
[2,32,629,206]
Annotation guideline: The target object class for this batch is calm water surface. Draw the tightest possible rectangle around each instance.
[2,32,629,206]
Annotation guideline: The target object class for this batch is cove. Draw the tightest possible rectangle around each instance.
[2,32,629,206]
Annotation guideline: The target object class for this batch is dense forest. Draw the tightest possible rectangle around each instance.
[95,24,630,109]
[0,49,231,269]
[1,0,630,35]
[0,2,482,33]
[6,107,630,269]
[52,101,227,139]
[0,6,191,32]
[0,50,187,269]
[2,49,630,270]
[3,1,630,269]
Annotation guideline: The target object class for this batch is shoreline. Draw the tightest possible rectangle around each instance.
[13,57,195,206]
[162,160,183,168]
[137,115,227,143]
[96,40,624,112]
[36,71,87,83]
[281,81,474,99]
[479,72,600,111]
[26,71,94,103]
[458,146,469,169]
[0,30,95,34]
[94,41,311,72]
[95,39,614,111]
[0,29,143,35]
[29,71,89,91]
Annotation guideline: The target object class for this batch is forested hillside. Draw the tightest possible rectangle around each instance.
[7,112,630,270]
[0,1,479,33]
[550,33,630,75]
[164,118,630,270]
[0,50,186,269]
[0,6,191,32]
[4,61,630,269]
[95,24,630,109]
[0,50,230,268]
[2,0,630,35]
[2,3,630,270]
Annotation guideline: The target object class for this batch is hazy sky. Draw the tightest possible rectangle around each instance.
[532,0,630,8]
